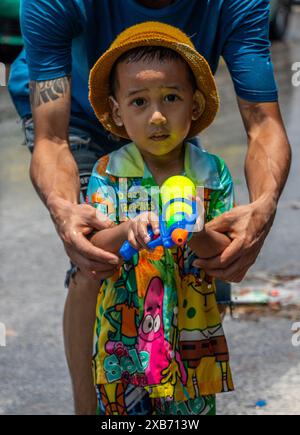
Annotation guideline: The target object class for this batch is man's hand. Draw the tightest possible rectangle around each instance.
[193,100,291,283]
[29,76,122,281]
[48,195,122,280]
[193,194,276,283]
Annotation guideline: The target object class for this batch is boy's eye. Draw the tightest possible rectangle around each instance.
[132,98,146,107]
[164,94,180,102]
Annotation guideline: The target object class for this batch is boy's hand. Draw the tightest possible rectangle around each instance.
[128,212,160,251]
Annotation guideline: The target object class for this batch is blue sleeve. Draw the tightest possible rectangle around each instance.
[86,165,119,223]
[207,156,235,221]
[221,0,278,102]
[20,0,82,81]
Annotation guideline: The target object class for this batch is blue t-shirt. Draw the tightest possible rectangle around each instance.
[8,0,278,150]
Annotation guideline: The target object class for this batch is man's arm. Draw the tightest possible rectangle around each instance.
[29,77,120,280]
[193,100,291,282]
[188,227,231,259]
[29,76,78,205]
[193,0,291,282]
[239,99,291,205]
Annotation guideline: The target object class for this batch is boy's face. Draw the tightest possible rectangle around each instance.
[109,57,202,158]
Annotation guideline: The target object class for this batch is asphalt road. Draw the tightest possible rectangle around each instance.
[0,11,300,415]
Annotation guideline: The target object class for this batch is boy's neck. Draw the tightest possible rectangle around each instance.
[141,142,185,185]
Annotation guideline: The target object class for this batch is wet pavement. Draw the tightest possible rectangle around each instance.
[0,10,300,415]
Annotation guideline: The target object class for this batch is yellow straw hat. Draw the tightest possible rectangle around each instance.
[89,21,219,139]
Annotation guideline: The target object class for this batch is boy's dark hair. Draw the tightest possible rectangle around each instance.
[109,46,197,97]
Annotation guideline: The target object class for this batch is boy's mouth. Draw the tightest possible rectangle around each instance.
[150,134,170,141]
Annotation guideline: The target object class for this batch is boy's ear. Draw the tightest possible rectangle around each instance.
[192,90,206,121]
[109,96,124,127]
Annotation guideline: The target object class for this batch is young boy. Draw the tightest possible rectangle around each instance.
[86,22,235,415]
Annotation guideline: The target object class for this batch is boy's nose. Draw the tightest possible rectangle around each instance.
[150,110,167,126]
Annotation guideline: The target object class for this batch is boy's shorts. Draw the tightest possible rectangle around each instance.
[95,383,216,416]
[22,116,230,304]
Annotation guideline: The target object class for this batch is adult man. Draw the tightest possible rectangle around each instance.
[8,0,291,415]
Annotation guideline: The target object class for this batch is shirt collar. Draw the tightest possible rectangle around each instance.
[106,141,224,190]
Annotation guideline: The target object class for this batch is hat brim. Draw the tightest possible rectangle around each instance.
[89,39,219,140]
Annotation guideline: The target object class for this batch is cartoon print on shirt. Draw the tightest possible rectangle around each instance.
[137,277,187,397]
[101,259,150,384]
[178,269,233,396]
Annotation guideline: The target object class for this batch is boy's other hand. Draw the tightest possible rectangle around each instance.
[48,196,122,280]
[192,197,276,283]
[128,212,160,251]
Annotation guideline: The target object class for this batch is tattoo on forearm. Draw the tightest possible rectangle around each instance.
[29,76,70,108]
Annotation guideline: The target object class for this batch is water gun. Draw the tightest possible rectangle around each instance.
[120,175,197,261]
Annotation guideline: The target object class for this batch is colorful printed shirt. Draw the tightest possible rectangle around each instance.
[86,142,235,401]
